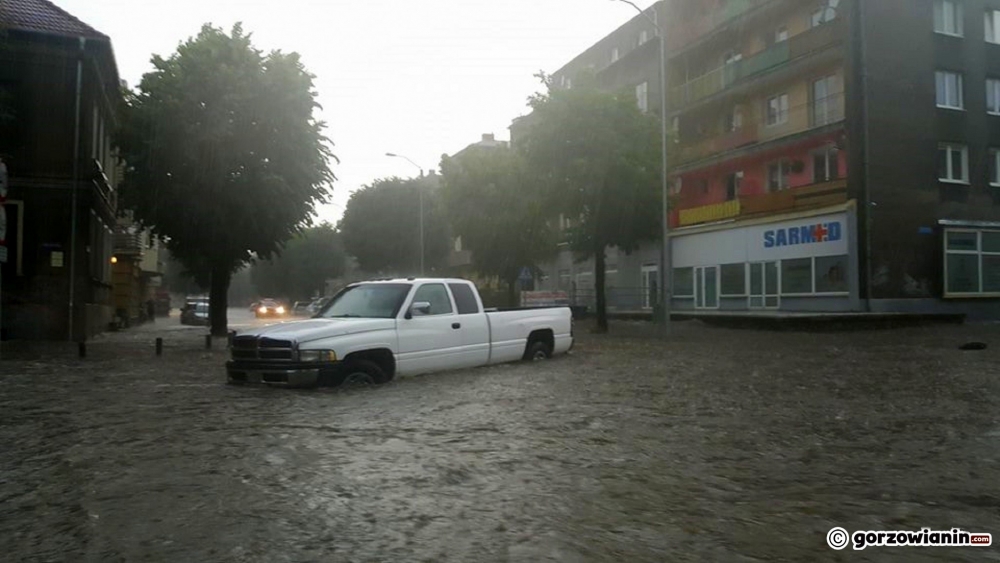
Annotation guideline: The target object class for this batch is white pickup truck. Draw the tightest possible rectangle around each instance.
[226,278,574,388]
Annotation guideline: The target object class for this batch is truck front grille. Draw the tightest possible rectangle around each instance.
[231,336,295,361]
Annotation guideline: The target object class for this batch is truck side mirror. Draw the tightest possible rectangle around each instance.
[406,301,432,319]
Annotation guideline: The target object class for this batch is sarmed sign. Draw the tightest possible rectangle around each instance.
[764,221,842,248]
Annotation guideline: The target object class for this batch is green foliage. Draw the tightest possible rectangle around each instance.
[439,146,556,293]
[521,81,662,330]
[116,23,335,334]
[250,223,346,300]
[338,177,449,275]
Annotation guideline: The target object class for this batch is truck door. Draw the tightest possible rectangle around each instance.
[448,282,490,367]
[396,282,464,376]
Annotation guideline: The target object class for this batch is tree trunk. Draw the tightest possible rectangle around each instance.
[594,248,608,333]
[209,265,232,337]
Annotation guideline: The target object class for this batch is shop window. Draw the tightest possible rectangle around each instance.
[673,267,694,297]
[720,263,746,296]
[945,229,1000,295]
[815,255,849,293]
[781,258,813,294]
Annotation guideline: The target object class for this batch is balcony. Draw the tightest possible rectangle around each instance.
[672,178,848,228]
[113,231,143,257]
[667,0,762,52]
[669,19,843,109]
[674,125,759,167]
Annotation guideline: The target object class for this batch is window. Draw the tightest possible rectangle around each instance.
[636,81,648,113]
[766,93,789,126]
[988,9,1000,43]
[448,283,481,315]
[935,71,964,109]
[811,4,837,28]
[988,78,1000,114]
[813,146,840,183]
[945,230,1000,295]
[720,263,746,296]
[724,106,743,132]
[938,144,969,183]
[812,75,840,125]
[612,47,620,63]
[639,30,649,44]
[781,258,814,294]
[566,77,572,90]
[768,160,791,191]
[991,149,1000,186]
[558,269,571,291]
[725,171,743,200]
[774,26,788,43]
[673,267,694,297]
[815,255,849,293]
[411,283,453,315]
[724,51,743,65]
[934,0,964,36]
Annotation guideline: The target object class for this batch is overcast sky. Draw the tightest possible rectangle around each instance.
[56,0,653,225]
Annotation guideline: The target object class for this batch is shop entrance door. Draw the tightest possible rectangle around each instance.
[749,261,779,309]
[694,266,718,309]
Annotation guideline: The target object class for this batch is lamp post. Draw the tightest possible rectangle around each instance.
[611,0,670,333]
[385,152,425,276]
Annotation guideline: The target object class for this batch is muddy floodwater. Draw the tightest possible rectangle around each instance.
[1,311,999,562]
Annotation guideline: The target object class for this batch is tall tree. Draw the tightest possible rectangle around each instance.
[117,24,335,335]
[439,146,556,304]
[338,177,449,275]
[521,77,661,332]
[250,223,346,300]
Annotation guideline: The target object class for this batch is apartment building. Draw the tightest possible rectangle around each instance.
[530,0,1000,318]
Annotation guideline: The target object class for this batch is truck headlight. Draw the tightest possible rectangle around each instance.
[276,306,286,314]
[298,350,337,362]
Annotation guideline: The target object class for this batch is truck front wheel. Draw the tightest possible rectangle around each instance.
[334,359,387,388]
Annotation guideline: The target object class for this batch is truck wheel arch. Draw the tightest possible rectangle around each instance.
[523,329,554,360]
[342,348,396,382]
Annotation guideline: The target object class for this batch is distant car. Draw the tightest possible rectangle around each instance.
[181,301,210,326]
[255,299,287,318]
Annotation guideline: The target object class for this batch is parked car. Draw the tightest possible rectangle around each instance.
[181,301,210,326]
[254,299,287,318]
[226,278,574,388]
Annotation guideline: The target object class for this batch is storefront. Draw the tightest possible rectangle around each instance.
[670,204,861,312]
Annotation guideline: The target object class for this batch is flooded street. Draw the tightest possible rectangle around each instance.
[2,313,999,562]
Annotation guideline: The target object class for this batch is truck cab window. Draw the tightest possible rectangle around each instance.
[448,283,481,314]
[411,283,454,315]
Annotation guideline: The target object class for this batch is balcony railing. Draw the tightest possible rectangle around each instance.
[669,19,843,108]
[113,231,143,256]
[674,125,759,166]
[671,178,848,228]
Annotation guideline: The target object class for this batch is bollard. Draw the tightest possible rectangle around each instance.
[78,342,86,358]
[205,334,212,350]
[155,337,163,356]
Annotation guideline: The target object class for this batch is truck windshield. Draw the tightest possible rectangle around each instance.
[317,283,412,319]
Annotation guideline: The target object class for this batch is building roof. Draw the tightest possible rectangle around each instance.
[0,0,108,39]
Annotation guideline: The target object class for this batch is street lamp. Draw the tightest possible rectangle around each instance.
[611,0,670,333]
[385,152,425,276]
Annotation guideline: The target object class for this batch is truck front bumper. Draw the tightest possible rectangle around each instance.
[226,361,336,388]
